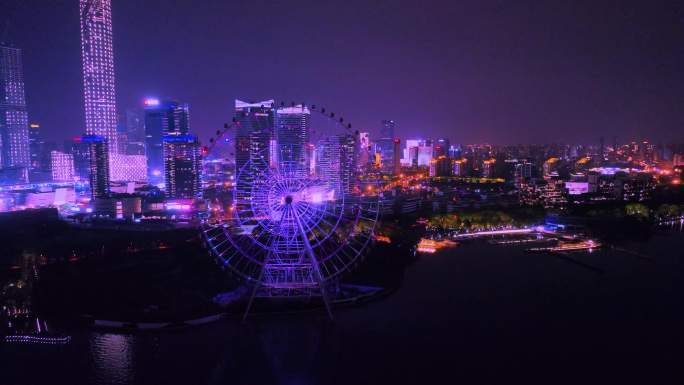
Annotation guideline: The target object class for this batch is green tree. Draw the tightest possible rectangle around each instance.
[625,203,650,220]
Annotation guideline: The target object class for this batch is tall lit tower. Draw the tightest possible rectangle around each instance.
[79,0,118,170]
[0,44,30,182]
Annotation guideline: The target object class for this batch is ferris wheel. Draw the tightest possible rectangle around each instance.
[201,102,381,320]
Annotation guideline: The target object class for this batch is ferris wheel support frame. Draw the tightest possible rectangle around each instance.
[241,199,334,322]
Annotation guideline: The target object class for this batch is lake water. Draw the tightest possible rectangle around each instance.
[3,228,684,385]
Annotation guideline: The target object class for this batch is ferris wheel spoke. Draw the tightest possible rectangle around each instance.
[202,103,382,305]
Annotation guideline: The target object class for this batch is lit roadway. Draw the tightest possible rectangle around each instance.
[452,228,535,238]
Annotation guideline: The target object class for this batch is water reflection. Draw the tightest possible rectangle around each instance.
[207,318,330,385]
[90,333,135,385]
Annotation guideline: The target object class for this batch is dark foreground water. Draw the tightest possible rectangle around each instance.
[4,228,684,385]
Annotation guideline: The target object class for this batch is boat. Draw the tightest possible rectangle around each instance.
[5,333,71,345]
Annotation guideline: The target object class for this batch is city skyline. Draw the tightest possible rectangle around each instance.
[3,3,684,383]
[3,0,684,145]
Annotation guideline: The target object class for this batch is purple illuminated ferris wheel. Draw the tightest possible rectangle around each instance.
[202,103,381,320]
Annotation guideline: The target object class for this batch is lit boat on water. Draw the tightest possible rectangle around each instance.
[3,317,71,345]
[416,238,459,253]
[5,334,71,345]
[527,239,602,253]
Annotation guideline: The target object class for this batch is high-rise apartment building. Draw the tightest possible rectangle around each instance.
[0,44,30,182]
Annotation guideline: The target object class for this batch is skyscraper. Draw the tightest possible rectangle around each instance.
[144,98,190,184]
[163,135,201,200]
[82,135,110,198]
[0,44,30,182]
[275,104,310,174]
[80,0,119,175]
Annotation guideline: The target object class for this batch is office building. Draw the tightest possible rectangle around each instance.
[358,132,371,170]
[453,158,469,176]
[0,44,30,182]
[82,135,110,198]
[317,134,356,196]
[28,123,42,170]
[68,137,91,181]
[417,145,433,167]
[144,98,189,184]
[276,104,310,174]
[434,138,450,158]
[163,135,201,200]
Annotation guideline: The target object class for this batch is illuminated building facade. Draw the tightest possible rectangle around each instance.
[163,135,201,199]
[233,99,274,212]
[375,138,401,175]
[434,138,450,158]
[358,132,371,169]
[417,145,433,167]
[482,158,496,178]
[276,104,310,174]
[82,135,110,198]
[543,157,560,179]
[111,154,147,182]
[28,123,53,183]
[0,44,30,182]
[144,98,189,184]
[402,139,422,166]
[452,158,469,176]
[80,0,119,177]
[514,160,533,187]
[317,134,356,196]
[28,123,42,170]
[430,156,452,177]
[50,151,75,182]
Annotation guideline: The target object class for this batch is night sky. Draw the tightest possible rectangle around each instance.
[4,0,684,145]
